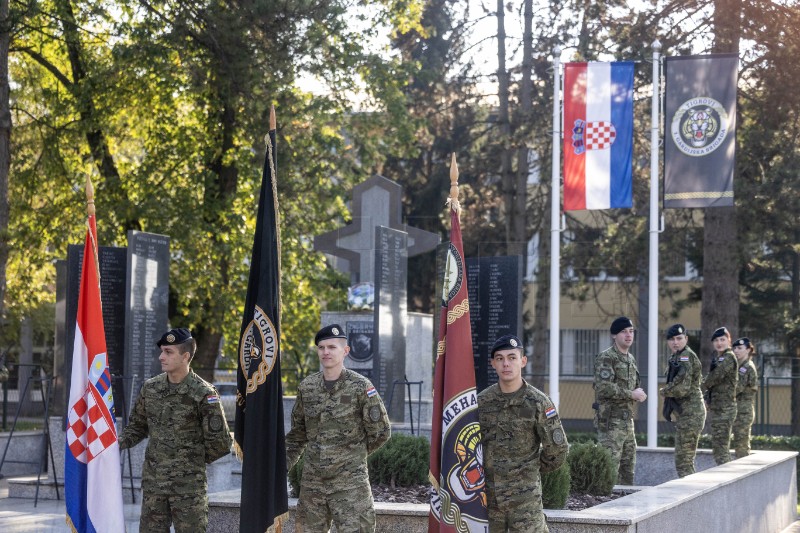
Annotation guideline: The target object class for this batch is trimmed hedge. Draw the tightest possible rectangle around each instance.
[541,461,571,509]
[567,442,617,495]
[368,434,430,487]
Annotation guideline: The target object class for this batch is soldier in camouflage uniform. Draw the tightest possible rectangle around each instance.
[286,324,391,533]
[731,337,758,458]
[478,334,568,533]
[658,324,706,477]
[702,326,738,465]
[118,328,232,533]
[593,316,647,485]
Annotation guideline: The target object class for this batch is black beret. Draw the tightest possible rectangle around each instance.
[666,324,685,339]
[315,324,347,346]
[156,327,192,347]
[732,337,751,348]
[711,327,729,341]
[610,316,634,335]
[491,334,523,356]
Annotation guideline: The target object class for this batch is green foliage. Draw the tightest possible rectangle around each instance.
[368,434,430,487]
[288,453,304,498]
[567,442,616,496]
[541,461,571,509]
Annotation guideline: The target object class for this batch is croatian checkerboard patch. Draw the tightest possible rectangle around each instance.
[207,394,220,404]
[545,407,557,419]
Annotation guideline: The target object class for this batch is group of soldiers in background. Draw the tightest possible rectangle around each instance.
[594,316,759,484]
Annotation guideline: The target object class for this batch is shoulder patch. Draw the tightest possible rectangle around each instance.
[207,394,220,404]
[599,369,612,380]
[369,405,382,422]
[718,356,726,362]
[679,356,689,362]
[209,414,224,432]
[739,366,748,374]
[366,386,378,398]
[545,406,557,419]
[552,428,565,445]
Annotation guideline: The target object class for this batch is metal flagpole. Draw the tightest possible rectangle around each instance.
[647,39,662,447]
[549,46,562,409]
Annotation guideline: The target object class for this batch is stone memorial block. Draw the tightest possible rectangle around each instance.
[466,256,522,392]
[61,244,128,417]
[123,231,170,414]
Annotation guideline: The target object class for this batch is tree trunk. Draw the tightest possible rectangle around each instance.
[531,226,550,391]
[512,0,533,263]
[496,0,513,249]
[700,0,741,367]
[791,227,799,434]
[193,327,222,383]
[0,0,10,328]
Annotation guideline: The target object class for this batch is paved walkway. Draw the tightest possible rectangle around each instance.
[0,478,141,532]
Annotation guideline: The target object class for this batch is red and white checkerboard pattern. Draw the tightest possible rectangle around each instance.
[585,121,617,150]
[67,387,117,464]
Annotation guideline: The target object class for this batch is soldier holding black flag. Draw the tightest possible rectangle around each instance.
[659,324,706,477]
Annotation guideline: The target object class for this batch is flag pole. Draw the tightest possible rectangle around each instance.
[549,46,562,409]
[647,39,662,447]
[448,152,460,212]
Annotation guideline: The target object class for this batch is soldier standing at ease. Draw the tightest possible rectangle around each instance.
[702,326,738,465]
[286,324,391,533]
[118,328,232,532]
[593,316,647,485]
[731,337,758,458]
[478,334,568,533]
[658,324,706,477]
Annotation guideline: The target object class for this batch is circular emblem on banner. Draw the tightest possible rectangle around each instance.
[441,243,464,306]
[671,96,729,157]
[240,305,278,393]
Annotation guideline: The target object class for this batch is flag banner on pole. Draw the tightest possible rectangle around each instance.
[563,61,634,211]
[65,210,125,533]
[664,54,738,208]
[235,118,289,533]
[428,205,489,532]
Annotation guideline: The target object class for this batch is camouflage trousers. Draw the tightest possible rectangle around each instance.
[487,482,549,533]
[596,416,636,485]
[140,491,208,533]
[732,403,755,458]
[673,403,706,477]
[295,482,375,533]
[709,405,736,465]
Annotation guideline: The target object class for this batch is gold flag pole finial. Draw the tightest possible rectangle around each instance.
[447,152,461,214]
[85,175,95,217]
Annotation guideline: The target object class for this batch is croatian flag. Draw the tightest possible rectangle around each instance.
[563,62,634,210]
[65,210,125,533]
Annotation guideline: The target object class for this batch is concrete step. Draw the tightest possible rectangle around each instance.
[780,519,800,533]
[8,475,143,503]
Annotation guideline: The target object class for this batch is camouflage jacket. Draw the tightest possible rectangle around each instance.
[118,371,232,495]
[702,349,738,411]
[285,369,390,491]
[735,358,758,407]
[477,381,568,507]
[594,345,640,419]
[661,346,704,404]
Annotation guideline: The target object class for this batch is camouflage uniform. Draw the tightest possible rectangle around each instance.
[702,349,738,465]
[478,380,568,533]
[732,358,758,458]
[119,371,232,533]
[660,346,706,477]
[593,345,640,485]
[286,368,390,533]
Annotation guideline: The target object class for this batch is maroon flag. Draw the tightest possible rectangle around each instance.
[428,188,489,532]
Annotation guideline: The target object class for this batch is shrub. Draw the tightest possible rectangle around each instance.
[541,461,571,509]
[567,442,616,495]
[368,434,430,487]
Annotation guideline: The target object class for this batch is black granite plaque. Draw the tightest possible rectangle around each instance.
[466,256,522,392]
[124,231,170,413]
[372,226,408,422]
[345,320,374,380]
[63,244,128,418]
